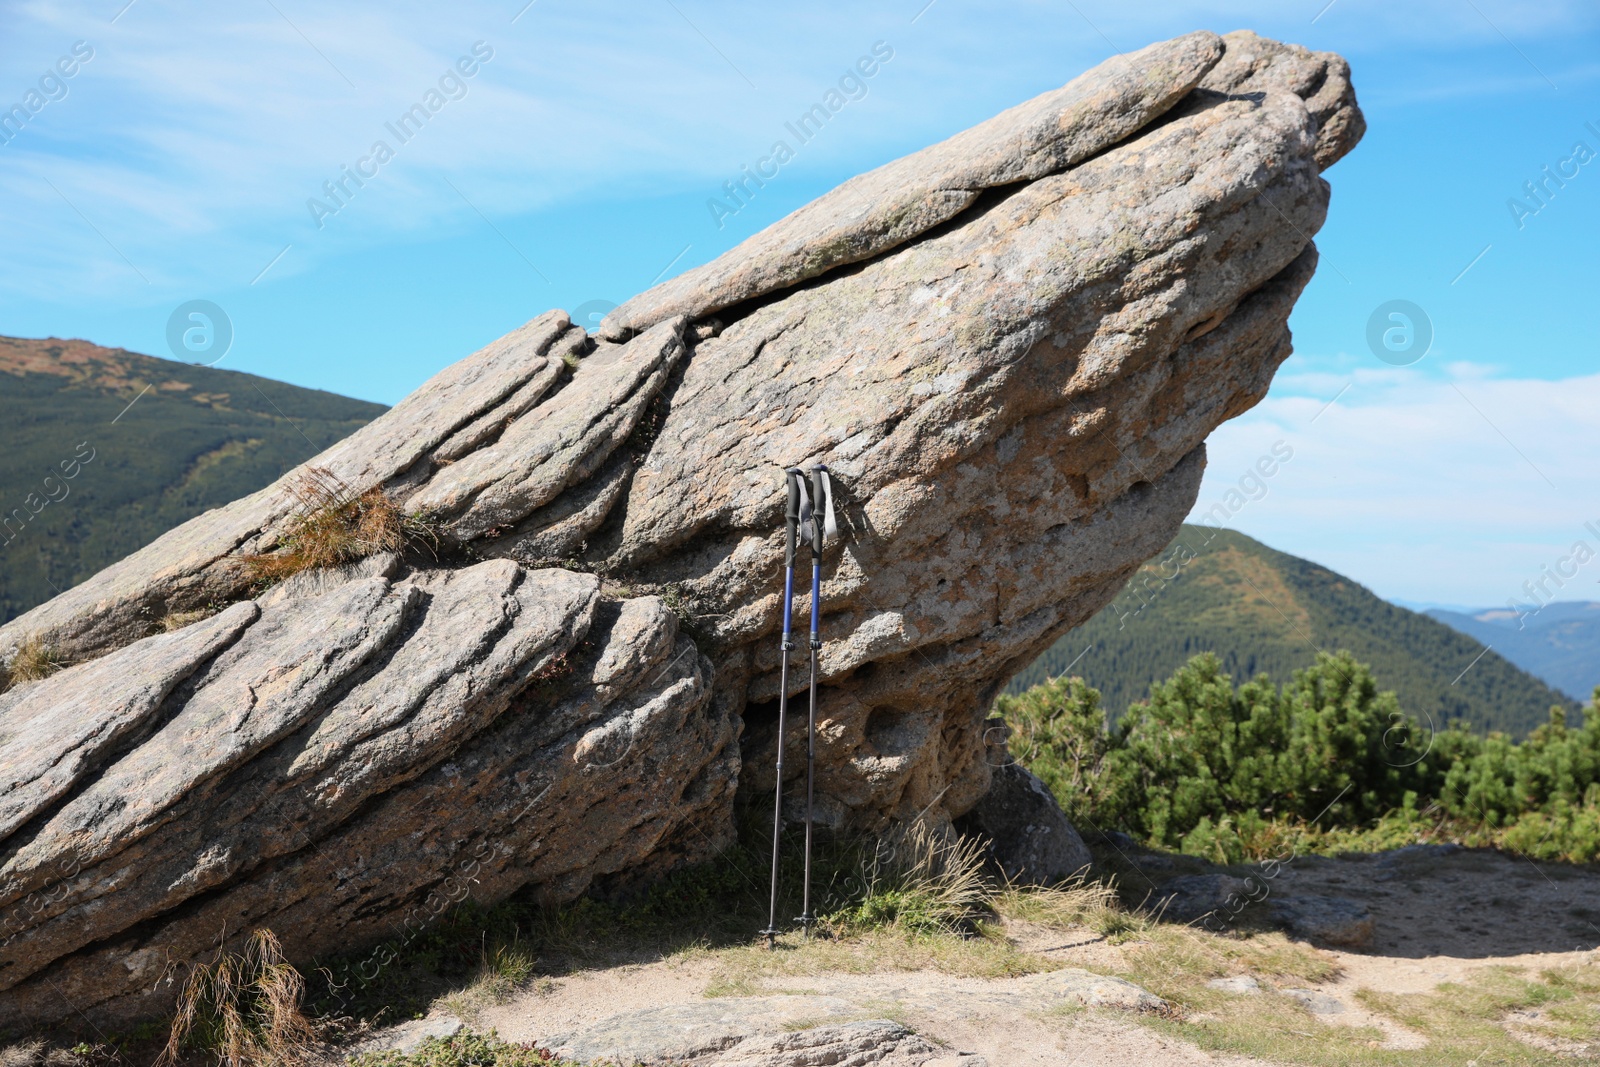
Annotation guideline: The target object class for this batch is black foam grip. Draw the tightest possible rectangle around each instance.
[784,469,801,565]
[809,467,827,553]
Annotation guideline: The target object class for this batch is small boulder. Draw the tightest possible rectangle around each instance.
[956,763,1093,885]
[546,996,858,1064]
[1019,969,1168,1012]
[1151,874,1253,924]
[1269,895,1375,950]
[1206,975,1261,995]
[1282,988,1347,1014]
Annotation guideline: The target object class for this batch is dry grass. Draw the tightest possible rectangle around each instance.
[0,1046,75,1067]
[0,1043,45,1067]
[1117,924,1339,998]
[691,919,1052,995]
[993,873,1150,942]
[1084,914,1600,1066]
[241,468,438,586]
[1,635,66,693]
[0,1044,43,1067]
[1361,962,1600,1063]
[161,608,216,633]
[829,820,994,936]
[161,929,317,1067]
[690,857,1156,996]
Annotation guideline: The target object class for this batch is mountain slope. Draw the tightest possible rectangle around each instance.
[1010,525,1577,737]
[0,335,385,623]
[1428,602,1600,703]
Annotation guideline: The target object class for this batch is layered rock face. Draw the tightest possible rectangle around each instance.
[0,30,1361,1027]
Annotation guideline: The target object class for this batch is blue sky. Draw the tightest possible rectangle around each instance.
[2,0,1598,608]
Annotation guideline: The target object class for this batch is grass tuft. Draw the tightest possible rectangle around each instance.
[0,1043,45,1067]
[242,467,440,586]
[994,873,1150,943]
[1,635,66,693]
[828,821,994,935]
[0,1044,83,1067]
[439,942,540,1022]
[161,929,317,1067]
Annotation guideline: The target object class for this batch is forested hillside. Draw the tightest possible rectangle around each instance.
[1429,602,1600,703]
[1011,525,1576,738]
[0,335,385,623]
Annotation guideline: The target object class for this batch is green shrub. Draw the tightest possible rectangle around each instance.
[997,675,1124,826]
[1495,794,1600,863]
[1437,702,1600,825]
[1000,653,1600,863]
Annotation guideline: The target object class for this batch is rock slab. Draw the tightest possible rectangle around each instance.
[0,28,1362,1029]
[547,968,1165,1065]
[709,1022,984,1067]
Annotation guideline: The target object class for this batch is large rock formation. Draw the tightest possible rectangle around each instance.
[0,30,1361,1028]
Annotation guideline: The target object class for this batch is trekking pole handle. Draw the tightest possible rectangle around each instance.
[808,466,828,556]
[784,469,802,567]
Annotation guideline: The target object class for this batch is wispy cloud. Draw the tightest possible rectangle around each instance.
[1197,369,1600,605]
[4,0,1595,304]
[0,3,912,297]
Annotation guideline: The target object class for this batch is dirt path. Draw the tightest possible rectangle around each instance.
[371,846,1600,1065]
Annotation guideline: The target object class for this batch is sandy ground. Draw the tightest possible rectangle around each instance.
[451,847,1600,1065]
[473,945,1600,1065]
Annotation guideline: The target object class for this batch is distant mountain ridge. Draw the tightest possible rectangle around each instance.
[0,334,385,624]
[1011,525,1577,738]
[1427,602,1600,703]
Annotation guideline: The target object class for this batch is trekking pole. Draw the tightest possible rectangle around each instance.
[798,465,835,938]
[763,469,803,948]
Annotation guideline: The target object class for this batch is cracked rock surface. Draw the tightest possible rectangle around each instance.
[540,968,1164,1065]
[0,28,1360,1028]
